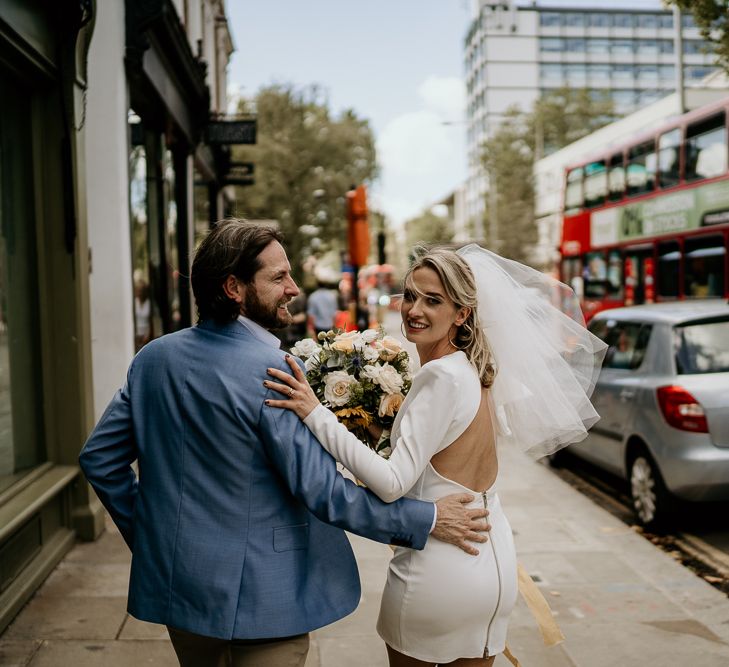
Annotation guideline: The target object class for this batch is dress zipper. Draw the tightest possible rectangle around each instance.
[483,491,502,658]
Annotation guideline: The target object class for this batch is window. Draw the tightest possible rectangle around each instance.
[565,64,586,84]
[685,66,717,81]
[612,40,634,55]
[627,140,657,196]
[588,64,611,80]
[684,235,726,298]
[683,40,706,55]
[0,75,46,492]
[600,322,652,370]
[540,37,563,52]
[607,250,624,299]
[613,14,634,29]
[589,14,611,28]
[636,40,659,56]
[674,319,729,374]
[636,65,659,83]
[584,160,608,208]
[608,153,626,201]
[565,168,584,212]
[564,13,586,28]
[659,65,675,81]
[637,14,659,29]
[565,39,586,53]
[583,251,623,301]
[658,128,680,188]
[612,64,634,82]
[587,38,611,54]
[657,14,674,29]
[540,12,562,27]
[657,241,680,298]
[613,90,638,112]
[682,13,696,29]
[540,64,562,80]
[658,40,674,54]
[685,113,727,181]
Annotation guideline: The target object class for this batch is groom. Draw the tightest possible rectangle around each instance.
[79,219,489,667]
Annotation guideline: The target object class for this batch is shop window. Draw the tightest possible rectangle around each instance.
[684,235,725,298]
[658,128,681,188]
[0,75,46,493]
[685,113,727,181]
[657,241,680,298]
[627,140,657,196]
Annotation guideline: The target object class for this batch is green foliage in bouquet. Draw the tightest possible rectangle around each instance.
[290,329,413,457]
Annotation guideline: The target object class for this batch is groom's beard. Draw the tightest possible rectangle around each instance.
[245,288,292,330]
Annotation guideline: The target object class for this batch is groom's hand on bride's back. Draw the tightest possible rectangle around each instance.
[432,493,491,556]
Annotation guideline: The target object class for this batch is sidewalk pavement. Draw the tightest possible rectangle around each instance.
[3,315,729,665]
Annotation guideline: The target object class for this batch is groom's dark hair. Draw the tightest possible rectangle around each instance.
[191,219,284,323]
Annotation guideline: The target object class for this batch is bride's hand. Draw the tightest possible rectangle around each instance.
[264,355,320,420]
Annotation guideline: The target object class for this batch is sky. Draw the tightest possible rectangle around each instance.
[225,0,666,227]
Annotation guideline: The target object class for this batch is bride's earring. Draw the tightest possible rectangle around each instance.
[400,321,407,337]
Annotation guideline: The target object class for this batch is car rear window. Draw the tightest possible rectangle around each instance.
[674,318,729,374]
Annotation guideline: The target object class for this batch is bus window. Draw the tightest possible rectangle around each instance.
[608,153,625,201]
[584,161,608,208]
[657,240,680,298]
[624,248,652,305]
[658,128,681,188]
[561,256,583,297]
[685,112,727,181]
[684,235,726,298]
[565,168,584,213]
[583,251,608,297]
[607,249,623,299]
[627,140,657,196]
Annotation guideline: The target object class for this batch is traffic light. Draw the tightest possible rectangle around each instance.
[346,185,370,267]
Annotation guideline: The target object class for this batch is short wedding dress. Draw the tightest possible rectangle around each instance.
[303,351,518,663]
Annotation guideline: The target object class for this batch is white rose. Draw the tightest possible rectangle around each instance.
[362,363,404,395]
[379,336,402,361]
[290,338,321,358]
[304,355,319,372]
[331,331,363,353]
[362,345,380,362]
[323,371,358,407]
[361,329,379,344]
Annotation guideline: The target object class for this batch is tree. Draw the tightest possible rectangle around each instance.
[232,84,378,279]
[404,209,454,250]
[481,87,614,265]
[667,1,729,74]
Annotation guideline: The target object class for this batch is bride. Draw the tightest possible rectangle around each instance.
[264,245,605,666]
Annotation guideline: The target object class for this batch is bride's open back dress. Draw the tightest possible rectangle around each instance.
[304,351,518,663]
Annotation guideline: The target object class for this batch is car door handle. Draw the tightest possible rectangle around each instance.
[619,389,636,401]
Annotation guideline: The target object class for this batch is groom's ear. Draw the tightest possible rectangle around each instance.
[223,275,245,304]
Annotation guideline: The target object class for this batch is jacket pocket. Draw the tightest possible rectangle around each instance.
[273,523,309,552]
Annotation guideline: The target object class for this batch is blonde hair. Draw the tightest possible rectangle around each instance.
[405,246,496,388]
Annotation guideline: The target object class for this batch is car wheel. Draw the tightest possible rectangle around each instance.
[629,453,672,530]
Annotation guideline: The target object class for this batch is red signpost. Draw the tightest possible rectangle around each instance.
[346,185,370,330]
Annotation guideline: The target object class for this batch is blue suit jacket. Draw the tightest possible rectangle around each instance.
[79,320,434,640]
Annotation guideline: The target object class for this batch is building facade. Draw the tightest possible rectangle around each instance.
[463,0,720,244]
[0,0,235,632]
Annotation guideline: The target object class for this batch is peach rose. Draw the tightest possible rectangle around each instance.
[379,392,405,418]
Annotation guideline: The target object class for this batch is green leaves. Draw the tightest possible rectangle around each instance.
[231,84,378,279]
[668,1,729,75]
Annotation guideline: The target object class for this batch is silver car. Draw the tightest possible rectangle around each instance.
[561,300,729,528]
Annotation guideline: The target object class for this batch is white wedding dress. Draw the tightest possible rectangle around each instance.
[303,351,518,662]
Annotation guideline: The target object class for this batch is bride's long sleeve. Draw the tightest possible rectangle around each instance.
[303,362,459,502]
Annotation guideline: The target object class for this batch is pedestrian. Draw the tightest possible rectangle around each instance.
[307,278,338,337]
[264,244,606,666]
[78,220,490,667]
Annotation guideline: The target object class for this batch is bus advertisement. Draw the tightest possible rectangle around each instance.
[560,96,729,320]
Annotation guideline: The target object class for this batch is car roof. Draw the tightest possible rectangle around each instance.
[592,300,729,325]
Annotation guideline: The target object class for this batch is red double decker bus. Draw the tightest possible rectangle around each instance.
[560,96,729,321]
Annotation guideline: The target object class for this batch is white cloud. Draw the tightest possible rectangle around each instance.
[375,76,466,227]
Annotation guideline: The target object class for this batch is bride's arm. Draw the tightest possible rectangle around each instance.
[265,356,458,503]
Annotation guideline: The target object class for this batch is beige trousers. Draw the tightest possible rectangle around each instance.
[167,626,310,667]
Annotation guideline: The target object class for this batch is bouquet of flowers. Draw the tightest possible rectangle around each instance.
[290,329,413,457]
